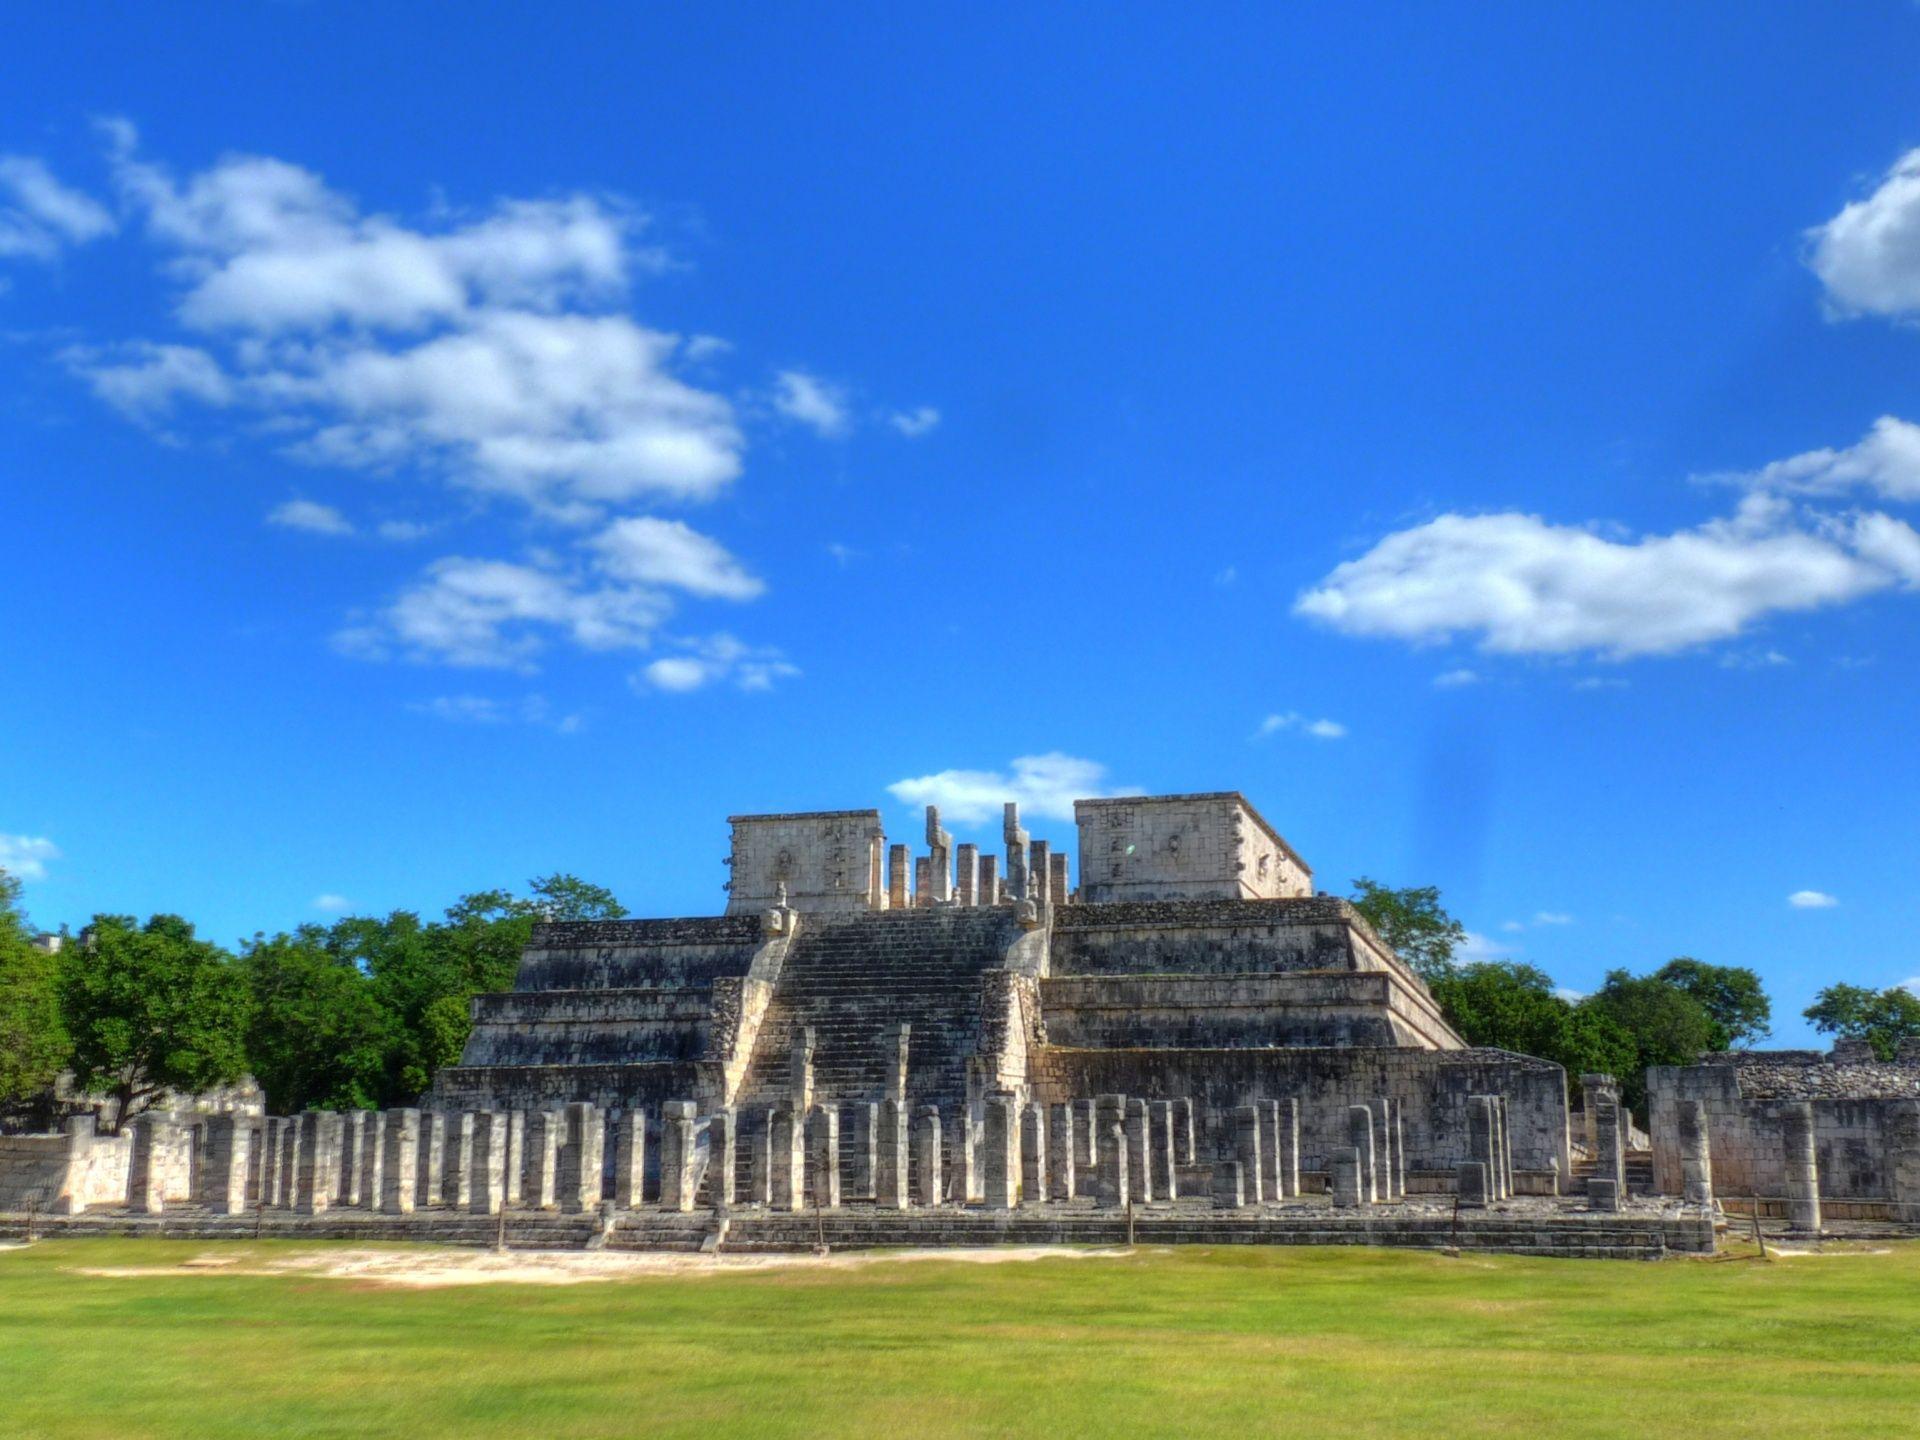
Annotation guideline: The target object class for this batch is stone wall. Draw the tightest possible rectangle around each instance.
[1073,794,1311,903]
[1040,972,1454,1050]
[724,810,885,915]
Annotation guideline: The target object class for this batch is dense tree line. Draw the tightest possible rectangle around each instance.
[0,871,620,1128]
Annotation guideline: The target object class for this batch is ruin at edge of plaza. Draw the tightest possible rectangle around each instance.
[6,791,1919,1259]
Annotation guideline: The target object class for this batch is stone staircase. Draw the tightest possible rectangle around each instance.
[733,907,1019,1120]
[1569,1149,1655,1197]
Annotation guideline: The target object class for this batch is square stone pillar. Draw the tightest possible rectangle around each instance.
[1781,1101,1821,1233]
[846,1101,878,1201]
[258,1118,283,1210]
[1276,1098,1301,1199]
[294,1111,340,1215]
[746,1111,772,1207]
[471,1113,507,1215]
[914,856,931,905]
[504,1111,525,1206]
[925,805,953,903]
[1458,1160,1490,1208]
[806,1104,841,1210]
[1467,1096,1497,1202]
[358,1108,385,1210]
[381,1110,419,1214]
[1677,1099,1715,1207]
[769,1109,802,1211]
[1213,1159,1245,1210]
[877,1099,909,1209]
[558,1102,604,1214]
[1330,1148,1363,1208]
[1389,1100,1407,1201]
[415,1113,446,1209]
[1151,1100,1178,1200]
[1497,1097,1514,1199]
[661,1101,698,1212]
[888,844,910,909]
[1125,1098,1153,1203]
[614,1109,647,1208]
[1020,1102,1048,1207]
[1370,1099,1395,1203]
[789,1027,815,1114]
[983,1094,1017,1209]
[522,1111,560,1211]
[978,855,999,905]
[1048,1103,1077,1201]
[913,1107,943,1208]
[1003,803,1029,901]
[1096,1114,1130,1208]
[956,844,979,906]
[887,1024,911,1108]
[948,1107,978,1206]
[203,1114,255,1216]
[1172,1098,1196,1167]
[278,1116,301,1208]
[127,1115,170,1215]
[1486,1097,1508,1201]
[1233,1105,1265,1204]
[444,1113,476,1210]
[1029,840,1051,906]
[1587,1176,1620,1213]
[341,1111,367,1206]
[709,1107,737,1207]
[1077,1100,1098,1169]
[1890,1101,1920,1226]
[1345,1105,1377,1204]
[1584,1075,1626,1194]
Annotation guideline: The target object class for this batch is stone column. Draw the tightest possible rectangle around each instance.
[888,844,910,909]
[1256,1100,1282,1202]
[444,1113,476,1210]
[983,1094,1017,1209]
[1276,1098,1301,1199]
[1050,852,1069,904]
[1213,1159,1245,1209]
[662,1101,698,1212]
[1233,1105,1265,1204]
[1331,1149,1363,1208]
[887,1024,911,1108]
[748,1112,774,1206]
[806,1104,841,1210]
[846,1101,878,1201]
[470,1113,507,1215]
[259,1117,283,1210]
[1781,1101,1821,1233]
[1346,1105,1377,1204]
[1587,1177,1620,1213]
[925,806,953,903]
[1891,1101,1920,1226]
[789,1027,815,1114]
[1030,840,1052,907]
[381,1110,419,1214]
[127,1114,170,1215]
[914,856,931,905]
[1487,1097,1509,1200]
[358,1108,385,1210]
[1458,1160,1490,1208]
[203,1114,253,1215]
[1677,1099,1715,1208]
[1019,1102,1047,1207]
[1390,1100,1408,1201]
[978,855,1000,905]
[558,1102,604,1213]
[341,1111,368,1206]
[415,1112,446,1209]
[1126,1098,1153,1203]
[279,1115,301,1208]
[1048,1103,1077,1201]
[913,1107,943,1207]
[948,1107,978,1206]
[615,1109,647,1207]
[877,1098,910,1208]
[523,1111,559,1211]
[295,1111,340,1215]
[1151,1099,1178,1200]
[769,1109,801,1211]
[1497,1097,1514,1199]
[1590,1080,1627,1197]
[1096,1104,1129,1207]
[956,844,979,906]
[1370,1099,1395,1203]
[708,1108,737,1208]
[1077,1100,1098,1169]
[1003,803,1029,901]
[1172,1097,1196,1167]
[505,1111,525,1206]
[1467,1096,1496,1204]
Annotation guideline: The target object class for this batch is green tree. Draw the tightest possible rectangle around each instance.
[0,869,68,1106]
[1578,969,1721,1117]
[1653,957,1771,1048]
[1349,878,1466,983]
[1428,961,1638,1077]
[526,873,624,921]
[59,914,251,1129]
[240,926,392,1114]
[1804,983,1920,1061]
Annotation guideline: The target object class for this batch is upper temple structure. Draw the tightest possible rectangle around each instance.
[429,791,1570,1186]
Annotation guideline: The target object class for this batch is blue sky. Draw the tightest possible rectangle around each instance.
[4,5,1919,1044]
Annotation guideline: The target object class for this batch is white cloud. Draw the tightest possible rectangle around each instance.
[336,554,668,669]
[0,156,114,260]
[1456,931,1513,963]
[1572,676,1630,692]
[1718,648,1791,671]
[405,693,583,731]
[1433,668,1479,688]
[1788,889,1839,909]
[888,405,940,438]
[267,498,353,536]
[885,753,1143,826]
[1533,911,1574,926]
[1716,416,1920,504]
[771,369,849,438]
[1808,148,1920,318]
[1900,976,1920,997]
[825,542,863,567]
[1553,986,1587,1003]
[1295,494,1920,658]
[632,633,798,694]
[1213,565,1239,587]
[375,519,431,542]
[590,516,762,600]
[1500,920,1525,933]
[312,893,352,914]
[65,341,233,416]
[1256,711,1347,740]
[0,834,60,882]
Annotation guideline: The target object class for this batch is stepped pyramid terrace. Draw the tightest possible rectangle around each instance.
[19,789,1919,1258]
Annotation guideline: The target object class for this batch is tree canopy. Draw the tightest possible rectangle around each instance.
[1652,957,1771,1048]
[1349,878,1465,983]
[0,869,67,1107]
[1804,983,1920,1061]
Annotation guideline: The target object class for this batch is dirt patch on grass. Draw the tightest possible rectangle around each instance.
[69,1244,1132,1288]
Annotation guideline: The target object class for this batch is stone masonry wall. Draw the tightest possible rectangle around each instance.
[724,811,885,915]
[1073,794,1311,904]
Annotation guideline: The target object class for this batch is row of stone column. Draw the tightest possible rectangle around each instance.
[881,804,1073,910]
[1324,1099,1407,1208]
[1455,1094,1513,1208]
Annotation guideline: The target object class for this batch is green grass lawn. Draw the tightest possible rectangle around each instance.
[3,1238,1918,1439]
